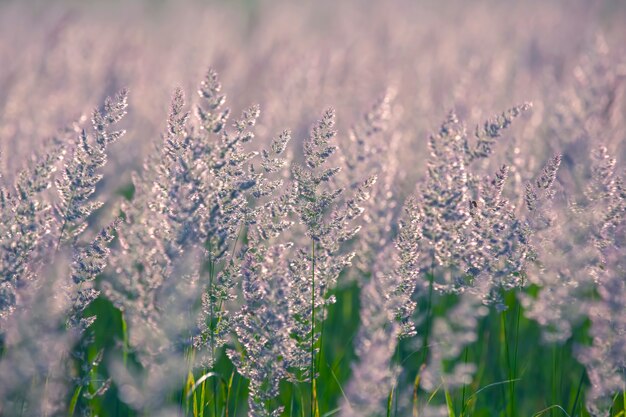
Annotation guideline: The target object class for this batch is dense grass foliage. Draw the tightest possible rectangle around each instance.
[1,1,625,416]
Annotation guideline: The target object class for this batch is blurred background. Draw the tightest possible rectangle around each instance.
[2,0,625,190]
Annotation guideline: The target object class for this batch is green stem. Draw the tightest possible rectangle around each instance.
[395,342,400,417]
[461,347,469,417]
[512,278,525,417]
[225,370,234,417]
[207,243,217,417]
[387,385,395,417]
[501,310,513,417]
[310,240,316,417]
[233,371,242,417]
[551,346,557,417]
[570,369,585,417]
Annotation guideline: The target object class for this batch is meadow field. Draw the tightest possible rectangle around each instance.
[0,1,625,416]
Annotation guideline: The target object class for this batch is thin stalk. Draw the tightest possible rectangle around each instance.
[560,346,565,409]
[200,379,206,417]
[467,320,490,417]
[413,366,424,417]
[68,386,82,417]
[460,347,469,417]
[511,281,524,417]
[551,346,557,417]
[569,369,585,417]
[316,295,325,395]
[421,269,435,366]
[224,370,234,417]
[233,371,242,417]
[387,386,395,417]
[207,241,218,417]
[395,342,400,417]
[311,240,317,417]
[443,379,456,417]
[183,364,193,414]
[501,311,513,417]
[121,313,129,367]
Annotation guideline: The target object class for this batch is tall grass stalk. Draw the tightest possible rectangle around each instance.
[311,240,317,417]
[511,284,524,417]
[421,271,435,367]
